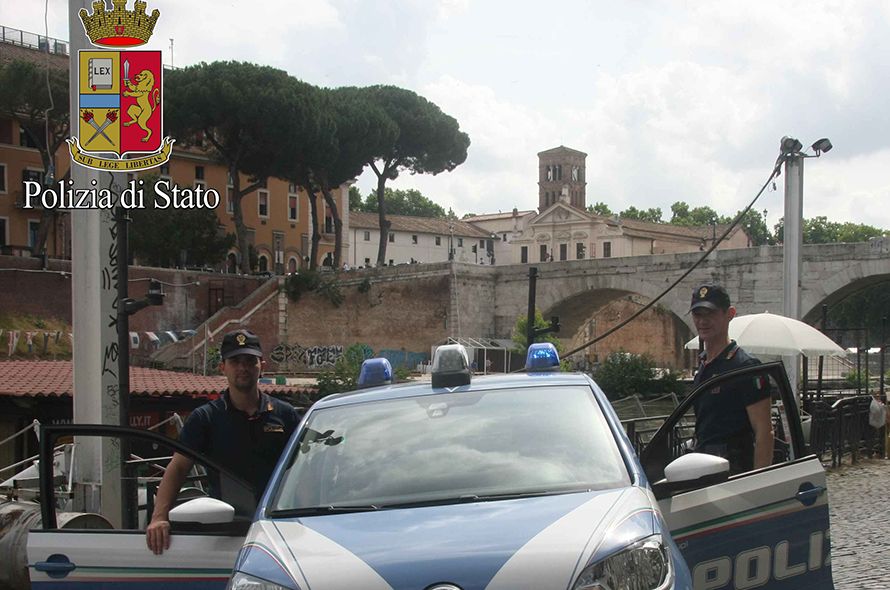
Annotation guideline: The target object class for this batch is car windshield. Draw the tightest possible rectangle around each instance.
[269,384,629,513]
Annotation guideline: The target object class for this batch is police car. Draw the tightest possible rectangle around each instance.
[27,344,833,590]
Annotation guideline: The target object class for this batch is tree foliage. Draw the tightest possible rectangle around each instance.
[359,86,470,266]
[353,187,447,218]
[165,62,317,273]
[129,176,235,267]
[511,309,562,354]
[587,202,612,216]
[774,216,885,245]
[0,60,70,255]
[620,206,663,223]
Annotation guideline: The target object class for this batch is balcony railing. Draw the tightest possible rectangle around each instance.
[1,25,69,56]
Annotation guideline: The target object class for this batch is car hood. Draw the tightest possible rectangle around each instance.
[236,486,659,590]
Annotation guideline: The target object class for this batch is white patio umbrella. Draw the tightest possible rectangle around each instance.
[684,312,846,357]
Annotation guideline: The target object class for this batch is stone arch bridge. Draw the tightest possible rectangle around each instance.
[335,240,889,352]
[483,240,890,342]
[154,240,890,373]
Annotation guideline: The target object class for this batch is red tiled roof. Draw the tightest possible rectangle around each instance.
[0,361,312,398]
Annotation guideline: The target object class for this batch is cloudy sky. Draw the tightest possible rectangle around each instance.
[4,0,890,230]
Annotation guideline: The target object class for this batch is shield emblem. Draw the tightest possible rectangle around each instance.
[77,50,163,157]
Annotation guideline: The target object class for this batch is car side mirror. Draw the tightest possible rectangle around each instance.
[169,497,235,525]
[652,453,730,500]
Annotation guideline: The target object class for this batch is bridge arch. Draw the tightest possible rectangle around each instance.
[534,274,696,369]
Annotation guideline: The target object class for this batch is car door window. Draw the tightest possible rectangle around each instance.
[640,362,834,590]
[26,424,252,589]
[641,361,806,486]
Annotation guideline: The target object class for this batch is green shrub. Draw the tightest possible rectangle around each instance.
[592,351,682,400]
[284,269,343,307]
[844,369,871,389]
[315,344,374,395]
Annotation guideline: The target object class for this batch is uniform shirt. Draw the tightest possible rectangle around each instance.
[179,390,301,498]
[692,341,768,471]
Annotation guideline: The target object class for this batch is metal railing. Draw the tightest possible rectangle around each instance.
[1,25,69,55]
[805,395,885,468]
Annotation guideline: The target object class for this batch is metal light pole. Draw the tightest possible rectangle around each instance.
[780,136,832,400]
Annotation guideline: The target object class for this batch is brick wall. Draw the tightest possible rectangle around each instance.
[0,254,264,331]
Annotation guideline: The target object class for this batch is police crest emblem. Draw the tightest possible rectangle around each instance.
[68,0,174,171]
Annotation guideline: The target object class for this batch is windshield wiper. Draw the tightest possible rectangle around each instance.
[380,488,590,510]
[269,504,380,518]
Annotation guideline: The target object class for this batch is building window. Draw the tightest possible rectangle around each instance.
[457,238,463,247]
[324,216,334,234]
[258,190,269,217]
[22,168,44,184]
[388,233,394,243]
[0,218,7,246]
[412,235,418,244]
[576,243,585,260]
[603,241,612,258]
[559,243,567,261]
[159,162,171,180]
[364,257,371,266]
[435,236,441,246]
[363,231,371,241]
[28,220,40,248]
[258,255,268,272]
[288,184,298,221]
[0,118,12,144]
[503,233,507,242]
[479,239,485,248]
[195,165,205,180]
[19,126,39,148]
[540,244,547,262]
[0,163,6,193]
[521,246,528,263]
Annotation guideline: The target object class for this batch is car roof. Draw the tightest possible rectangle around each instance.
[313,372,595,410]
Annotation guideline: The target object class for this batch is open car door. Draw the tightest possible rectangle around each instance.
[27,424,256,589]
[641,361,835,590]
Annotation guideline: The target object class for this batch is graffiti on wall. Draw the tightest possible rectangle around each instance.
[378,349,429,370]
[269,343,430,372]
[270,343,345,370]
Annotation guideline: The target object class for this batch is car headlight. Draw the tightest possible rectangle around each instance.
[227,572,292,590]
[572,535,672,590]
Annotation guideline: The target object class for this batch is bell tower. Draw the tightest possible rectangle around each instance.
[537,146,587,211]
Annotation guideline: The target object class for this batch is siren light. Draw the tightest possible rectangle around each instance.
[357,358,393,388]
[525,342,560,372]
[431,344,472,388]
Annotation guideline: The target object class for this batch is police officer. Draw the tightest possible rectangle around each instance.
[690,284,774,474]
[146,329,300,554]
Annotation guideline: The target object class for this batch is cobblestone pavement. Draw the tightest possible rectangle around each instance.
[826,456,890,590]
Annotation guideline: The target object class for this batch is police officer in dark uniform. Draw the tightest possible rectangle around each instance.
[690,284,774,474]
[146,329,300,554]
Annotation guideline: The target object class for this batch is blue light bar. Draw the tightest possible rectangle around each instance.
[357,358,393,388]
[525,342,560,372]
[431,344,471,388]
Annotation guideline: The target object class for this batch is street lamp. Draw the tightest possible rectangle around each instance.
[780,135,832,400]
[448,223,455,261]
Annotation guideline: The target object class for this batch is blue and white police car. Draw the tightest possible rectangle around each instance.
[27,344,834,590]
